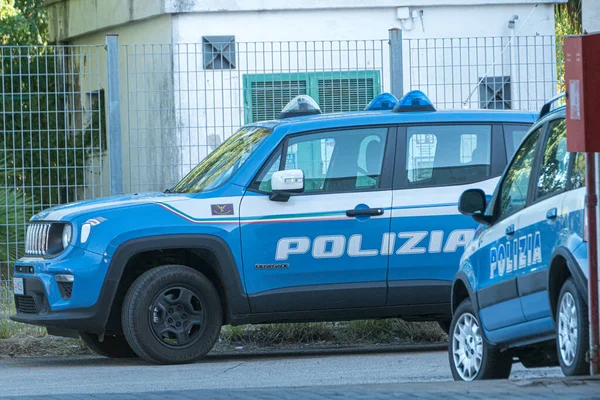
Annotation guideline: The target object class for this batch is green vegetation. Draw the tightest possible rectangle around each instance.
[220,320,445,347]
[555,0,582,92]
[0,0,47,46]
[0,0,106,272]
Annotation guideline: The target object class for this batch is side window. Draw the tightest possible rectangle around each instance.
[356,135,385,188]
[252,152,282,192]
[536,119,569,199]
[406,125,492,187]
[571,152,585,190]
[503,124,531,158]
[497,127,542,220]
[252,127,388,193]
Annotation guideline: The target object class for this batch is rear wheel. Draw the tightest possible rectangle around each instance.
[122,265,223,365]
[448,299,513,381]
[556,278,589,376]
[80,333,137,358]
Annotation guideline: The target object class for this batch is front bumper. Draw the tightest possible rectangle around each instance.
[10,246,113,335]
[11,277,105,334]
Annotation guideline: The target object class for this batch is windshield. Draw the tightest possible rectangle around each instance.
[170,126,273,193]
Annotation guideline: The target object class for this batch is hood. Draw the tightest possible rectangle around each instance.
[31,192,192,222]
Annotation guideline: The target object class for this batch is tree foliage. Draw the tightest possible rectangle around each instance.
[1,0,105,266]
[555,0,582,36]
[555,0,582,92]
[0,0,47,46]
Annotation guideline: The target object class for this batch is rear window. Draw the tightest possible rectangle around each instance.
[406,124,492,187]
[503,124,531,159]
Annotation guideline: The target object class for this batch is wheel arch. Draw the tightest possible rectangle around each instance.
[547,246,588,321]
[451,272,478,315]
[99,234,250,335]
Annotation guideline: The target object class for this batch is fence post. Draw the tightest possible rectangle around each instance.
[389,28,404,98]
[105,34,123,196]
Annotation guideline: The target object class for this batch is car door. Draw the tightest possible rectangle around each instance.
[387,123,501,306]
[517,118,570,322]
[475,125,544,332]
[239,126,395,313]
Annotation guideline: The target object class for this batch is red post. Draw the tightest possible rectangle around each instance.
[565,33,600,375]
[585,153,600,375]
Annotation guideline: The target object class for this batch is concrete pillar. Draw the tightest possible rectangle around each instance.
[583,0,600,33]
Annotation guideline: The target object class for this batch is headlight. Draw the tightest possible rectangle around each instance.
[26,222,73,257]
[62,224,73,249]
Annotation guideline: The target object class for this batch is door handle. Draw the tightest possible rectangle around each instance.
[346,208,384,217]
[505,224,515,236]
[546,208,558,220]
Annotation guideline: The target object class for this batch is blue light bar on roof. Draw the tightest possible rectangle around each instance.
[392,90,436,113]
[364,93,399,111]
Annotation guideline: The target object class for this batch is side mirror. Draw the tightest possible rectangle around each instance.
[269,169,304,202]
[458,189,492,225]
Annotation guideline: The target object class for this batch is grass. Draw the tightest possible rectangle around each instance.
[219,319,445,347]
[0,318,47,339]
[1,277,444,351]
[0,318,445,358]
[0,300,47,340]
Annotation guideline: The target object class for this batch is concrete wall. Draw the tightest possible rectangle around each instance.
[69,15,175,194]
[46,0,164,43]
[583,0,600,33]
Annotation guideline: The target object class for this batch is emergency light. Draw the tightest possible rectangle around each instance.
[392,90,436,113]
[364,92,399,111]
[279,95,322,119]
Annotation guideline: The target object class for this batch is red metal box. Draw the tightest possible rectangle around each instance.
[565,33,600,152]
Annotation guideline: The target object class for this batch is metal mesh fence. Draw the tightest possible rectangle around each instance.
[124,40,388,193]
[405,35,563,111]
[0,45,106,316]
[0,34,565,320]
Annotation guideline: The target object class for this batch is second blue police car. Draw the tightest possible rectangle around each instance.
[12,90,536,364]
[450,95,591,380]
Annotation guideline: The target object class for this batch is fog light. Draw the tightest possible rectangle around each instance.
[55,274,74,283]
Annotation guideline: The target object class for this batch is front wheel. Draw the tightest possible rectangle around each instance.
[556,278,589,376]
[122,265,223,365]
[448,299,513,381]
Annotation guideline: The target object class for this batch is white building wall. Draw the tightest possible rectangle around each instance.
[170,4,556,179]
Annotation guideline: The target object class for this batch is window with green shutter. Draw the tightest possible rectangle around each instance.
[243,71,381,124]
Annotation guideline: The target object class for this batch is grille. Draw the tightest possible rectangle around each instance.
[58,282,73,300]
[25,223,51,256]
[15,295,38,314]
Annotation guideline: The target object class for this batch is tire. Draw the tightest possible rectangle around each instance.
[556,278,589,376]
[80,333,137,358]
[438,320,451,335]
[448,299,513,381]
[121,265,223,365]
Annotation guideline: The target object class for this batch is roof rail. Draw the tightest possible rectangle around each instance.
[538,92,566,120]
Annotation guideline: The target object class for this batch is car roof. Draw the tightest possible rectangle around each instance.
[522,104,566,137]
[247,109,537,134]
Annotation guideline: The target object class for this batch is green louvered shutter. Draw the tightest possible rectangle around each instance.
[317,77,375,114]
[249,80,308,122]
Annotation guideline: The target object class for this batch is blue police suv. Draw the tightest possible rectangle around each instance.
[450,95,590,380]
[12,91,536,364]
